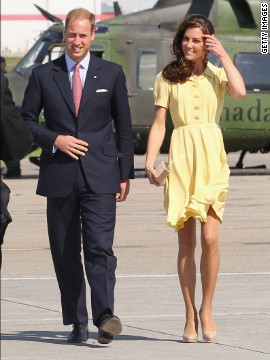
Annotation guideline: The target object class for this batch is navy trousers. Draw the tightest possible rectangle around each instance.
[47,162,117,327]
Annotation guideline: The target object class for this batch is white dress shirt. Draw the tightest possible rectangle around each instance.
[53,52,91,153]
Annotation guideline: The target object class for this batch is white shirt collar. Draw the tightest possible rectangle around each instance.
[65,52,90,72]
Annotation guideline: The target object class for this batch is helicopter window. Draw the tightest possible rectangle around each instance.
[95,24,109,34]
[43,44,66,63]
[90,44,105,58]
[16,41,45,78]
[15,29,63,79]
[90,51,104,58]
[136,50,157,90]
[234,53,270,92]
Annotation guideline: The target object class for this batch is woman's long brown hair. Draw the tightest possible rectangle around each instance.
[162,14,215,83]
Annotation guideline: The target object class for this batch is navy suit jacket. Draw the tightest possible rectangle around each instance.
[1,75,33,162]
[1,75,33,241]
[21,54,134,197]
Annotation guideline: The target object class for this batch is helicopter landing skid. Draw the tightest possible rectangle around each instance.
[230,149,269,174]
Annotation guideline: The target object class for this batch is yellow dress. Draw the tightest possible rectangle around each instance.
[154,62,230,230]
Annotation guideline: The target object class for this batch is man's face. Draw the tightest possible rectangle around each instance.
[64,18,95,62]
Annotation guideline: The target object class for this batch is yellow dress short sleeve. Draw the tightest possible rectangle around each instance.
[215,66,229,94]
[154,72,170,109]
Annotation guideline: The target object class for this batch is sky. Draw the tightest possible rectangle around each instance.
[1,0,157,53]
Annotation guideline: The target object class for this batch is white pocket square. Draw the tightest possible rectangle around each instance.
[96,89,108,93]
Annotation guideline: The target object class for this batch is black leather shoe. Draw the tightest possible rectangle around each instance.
[67,322,89,343]
[98,315,122,344]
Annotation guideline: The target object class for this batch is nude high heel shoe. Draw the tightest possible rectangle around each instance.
[183,332,198,343]
[202,329,217,342]
[199,310,217,342]
[183,320,198,343]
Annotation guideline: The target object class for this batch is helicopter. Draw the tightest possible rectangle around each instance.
[6,0,270,169]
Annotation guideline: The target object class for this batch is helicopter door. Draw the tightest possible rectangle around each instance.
[128,49,158,154]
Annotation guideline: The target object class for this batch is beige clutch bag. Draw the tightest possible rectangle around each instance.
[155,161,170,184]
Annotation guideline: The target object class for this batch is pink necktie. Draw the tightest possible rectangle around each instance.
[73,63,82,116]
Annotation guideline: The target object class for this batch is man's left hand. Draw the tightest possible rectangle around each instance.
[116,179,130,202]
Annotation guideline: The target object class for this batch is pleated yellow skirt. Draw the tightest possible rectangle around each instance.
[164,123,230,230]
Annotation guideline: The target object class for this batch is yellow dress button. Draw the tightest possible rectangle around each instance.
[194,94,199,98]
[194,106,200,110]
[195,115,199,120]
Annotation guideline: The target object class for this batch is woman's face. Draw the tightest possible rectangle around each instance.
[181,27,206,64]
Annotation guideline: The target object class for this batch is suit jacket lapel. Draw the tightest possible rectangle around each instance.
[52,55,76,115]
[80,55,102,113]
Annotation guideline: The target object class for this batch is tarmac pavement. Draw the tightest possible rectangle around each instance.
[1,153,270,360]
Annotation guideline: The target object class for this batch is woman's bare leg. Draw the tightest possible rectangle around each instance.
[199,207,221,336]
[177,217,198,338]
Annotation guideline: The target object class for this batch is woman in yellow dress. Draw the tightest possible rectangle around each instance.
[145,14,246,343]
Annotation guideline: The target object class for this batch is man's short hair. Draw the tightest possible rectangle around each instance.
[65,8,95,32]
[0,56,6,63]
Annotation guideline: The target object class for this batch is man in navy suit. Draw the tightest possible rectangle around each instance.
[21,8,134,344]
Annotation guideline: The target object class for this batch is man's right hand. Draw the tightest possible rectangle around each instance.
[54,135,88,160]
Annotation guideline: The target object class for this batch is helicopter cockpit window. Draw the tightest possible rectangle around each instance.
[44,44,65,63]
[137,50,157,90]
[15,29,63,79]
[234,53,270,92]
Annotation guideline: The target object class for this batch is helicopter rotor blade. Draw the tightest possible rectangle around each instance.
[34,4,63,24]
